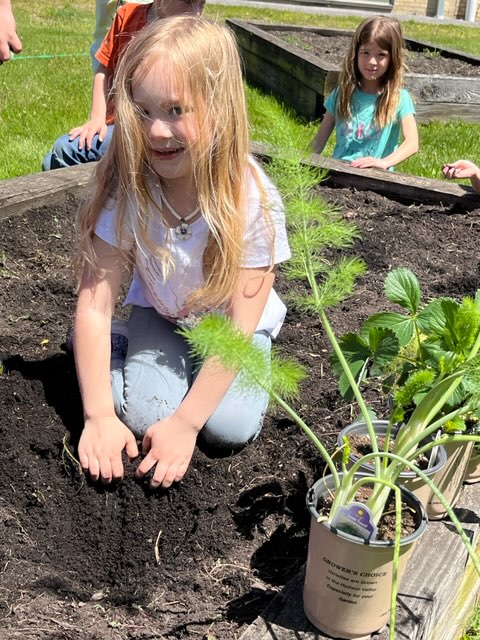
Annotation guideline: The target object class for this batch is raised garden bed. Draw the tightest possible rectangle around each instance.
[0,159,479,639]
[228,20,480,123]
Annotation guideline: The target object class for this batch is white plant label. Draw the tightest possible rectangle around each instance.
[330,502,377,541]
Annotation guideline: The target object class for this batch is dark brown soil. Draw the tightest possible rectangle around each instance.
[270,31,480,77]
[347,434,430,470]
[0,180,480,639]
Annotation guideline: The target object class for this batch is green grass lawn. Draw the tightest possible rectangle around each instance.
[1,0,479,183]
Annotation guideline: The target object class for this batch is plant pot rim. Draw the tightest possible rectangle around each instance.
[306,472,428,548]
[338,419,447,477]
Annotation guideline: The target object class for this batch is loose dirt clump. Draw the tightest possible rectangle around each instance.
[0,181,479,639]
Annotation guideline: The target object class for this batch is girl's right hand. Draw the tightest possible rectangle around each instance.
[78,416,139,484]
[68,119,108,150]
[442,160,480,180]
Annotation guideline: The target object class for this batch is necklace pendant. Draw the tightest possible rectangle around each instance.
[174,220,192,240]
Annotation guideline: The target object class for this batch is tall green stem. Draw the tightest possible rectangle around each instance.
[319,309,381,476]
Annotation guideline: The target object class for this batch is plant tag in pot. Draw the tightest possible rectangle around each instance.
[330,502,377,541]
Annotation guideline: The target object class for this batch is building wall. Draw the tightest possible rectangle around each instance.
[394,0,479,19]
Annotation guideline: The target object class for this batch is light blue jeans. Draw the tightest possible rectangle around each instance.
[42,125,115,171]
[110,307,271,450]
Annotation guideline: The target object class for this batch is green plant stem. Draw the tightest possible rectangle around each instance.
[387,433,480,487]
[271,391,340,487]
[412,433,480,460]
[329,474,403,640]
[354,452,480,577]
[394,369,465,454]
[467,327,480,360]
[394,403,473,461]
[319,309,381,477]
[351,478,402,640]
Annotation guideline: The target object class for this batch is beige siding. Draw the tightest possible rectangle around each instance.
[394,0,480,18]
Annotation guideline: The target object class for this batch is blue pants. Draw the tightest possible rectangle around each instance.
[110,307,271,449]
[42,125,115,170]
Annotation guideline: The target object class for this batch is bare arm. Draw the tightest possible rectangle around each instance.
[310,112,336,155]
[74,236,138,483]
[69,65,111,149]
[0,0,22,63]
[442,160,480,193]
[135,267,276,489]
[350,113,419,170]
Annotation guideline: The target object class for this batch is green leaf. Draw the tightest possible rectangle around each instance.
[442,298,463,351]
[363,311,414,347]
[421,340,459,372]
[332,333,370,369]
[180,315,307,406]
[331,333,370,399]
[453,297,480,353]
[338,360,366,400]
[417,298,449,335]
[443,416,467,433]
[368,328,401,374]
[384,268,420,314]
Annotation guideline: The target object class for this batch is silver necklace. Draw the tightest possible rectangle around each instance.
[160,189,199,240]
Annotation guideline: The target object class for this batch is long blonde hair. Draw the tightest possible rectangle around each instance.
[76,17,263,312]
[337,16,406,128]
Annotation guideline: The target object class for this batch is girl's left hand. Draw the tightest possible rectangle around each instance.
[350,157,388,170]
[135,415,199,489]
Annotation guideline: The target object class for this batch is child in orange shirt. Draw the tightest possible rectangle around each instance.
[42,0,204,170]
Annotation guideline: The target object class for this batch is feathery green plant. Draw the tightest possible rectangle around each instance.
[180,112,480,640]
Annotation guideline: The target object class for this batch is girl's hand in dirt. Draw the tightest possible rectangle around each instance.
[135,415,199,489]
[350,157,388,170]
[78,416,139,484]
[69,118,108,151]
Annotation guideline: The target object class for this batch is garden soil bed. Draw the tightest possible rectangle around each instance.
[0,179,479,640]
[270,31,480,77]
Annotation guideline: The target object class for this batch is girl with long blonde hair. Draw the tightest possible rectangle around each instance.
[311,16,418,170]
[73,16,290,489]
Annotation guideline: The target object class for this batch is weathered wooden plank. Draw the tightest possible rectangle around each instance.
[0,164,94,221]
[406,75,480,104]
[241,48,323,118]
[414,102,480,123]
[239,483,480,640]
[1,145,477,229]
[250,141,479,210]
[314,158,479,209]
[257,22,356,38]
[230,19,334,85]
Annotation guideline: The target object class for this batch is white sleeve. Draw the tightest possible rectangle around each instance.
[95,198,134,250]
[242,160,291,269]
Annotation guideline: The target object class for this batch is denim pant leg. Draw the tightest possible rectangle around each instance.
[110,306,271,449]
[198,331,271,449]
[111,307,193,438]
[42,125,115,170]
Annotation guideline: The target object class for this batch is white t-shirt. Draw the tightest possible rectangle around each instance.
[95,158,291,338]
